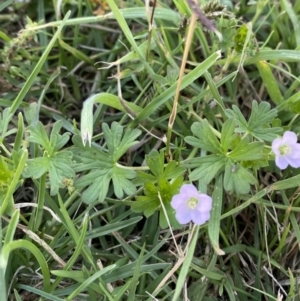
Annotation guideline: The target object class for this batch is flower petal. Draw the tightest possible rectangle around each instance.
[175,206,192,224]
[190,211,210,225]
[196,194,212,212]
[282,131,298,144]
[275,155,289,169]
[180,184,198,197]
[271,138,282,155]
[171,194,187,209]
[290,143,300,157]
[286,156,300,168]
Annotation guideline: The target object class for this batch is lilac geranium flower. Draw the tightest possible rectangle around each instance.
[272,131,300,169]
[171,184,212,225]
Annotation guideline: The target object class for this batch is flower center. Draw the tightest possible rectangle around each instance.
[279,144,291,155]
[188,197,198,209]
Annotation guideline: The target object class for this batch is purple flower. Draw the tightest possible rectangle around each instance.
[272,131,300,169]
[171,184,212,225]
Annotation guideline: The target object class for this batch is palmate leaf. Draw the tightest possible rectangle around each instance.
[27,120,70,154]
[185,120,222,154]
[72,122,141,203]
[24,121,75,195]
[223,161,256,195]
[183,118,265,195]
[225,101,281,141]
[144,149,185,179]
[131,176,183,228]
[23,151,75,195]
[102,122,141,161]
[186,155,226,184]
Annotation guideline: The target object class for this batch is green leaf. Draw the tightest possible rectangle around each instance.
[49,151,75,195]
[163,160,186,179]
[228,140,264,161]
[145,150,186,179]
[50,121,71,152]
[185,120,222,153]
[72,135,113,171]
[23,157,50,179]
[145,150,165,177]
[234,24,249,53]
[102,122,141,162]
[220,118,236,152]
[132,194,159,217]
[24,151,75,196]
[225,101,281,141]
[73,123,141,203]
[112,166,136,199]
[0,156,14,188]
[0,108,15,140]
[77,169,112,203]
[27,122,51,153]
[24,122,75,196]
[27,120,72,155]
[186,155,226,184]
[208,175,225,255]
[223,162,256,195]
[131,176,183,225]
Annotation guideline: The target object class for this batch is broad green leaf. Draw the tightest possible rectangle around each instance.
[131,176,183,226]
[228,140,264,161]
[185,120,222,154]
[248,101,278,131]
[24,152,75,196]
[131,194,159,217]
[223,162,256,195]
[23,157,50,179]
[50,121,71,151]
[76,169,112,203]
[102,122,141,161]
[188,156,226,184]
[163,160,186,179]
[27,122,51,153]
[220,118,236,152]
[145,150,165,177]
[112,166,136,199]
[73,123,141,203]
[145,150,186,180]
[49,151,75,195]
[27,120,72,155]
[0,156,13,187]
[225,101,281,141]
[134,170,156,186]
[72,135,113,171]
[225,105,248,129]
